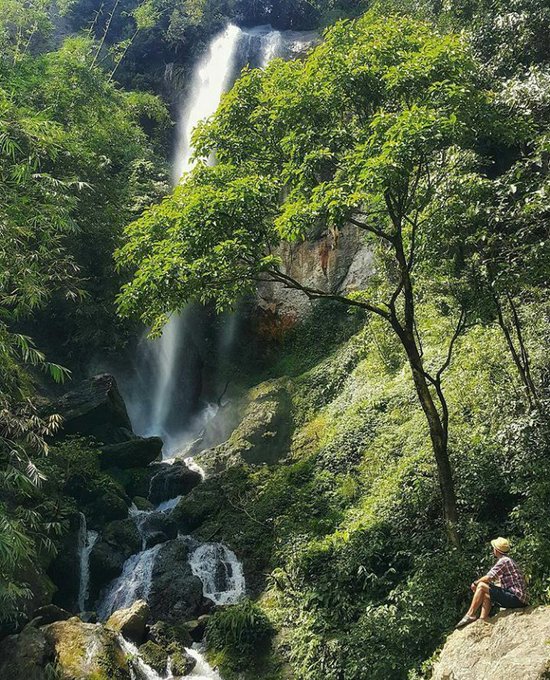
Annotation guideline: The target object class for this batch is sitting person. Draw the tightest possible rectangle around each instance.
[456,537,528,628]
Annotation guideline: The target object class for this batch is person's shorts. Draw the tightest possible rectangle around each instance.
[489,583,528,609]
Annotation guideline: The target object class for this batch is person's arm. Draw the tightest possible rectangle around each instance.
[470,560,503,590]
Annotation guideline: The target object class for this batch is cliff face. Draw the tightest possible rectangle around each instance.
[431,606,550,680]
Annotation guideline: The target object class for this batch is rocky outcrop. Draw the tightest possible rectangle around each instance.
[148,461,202,505]
[99,436,163,469]
[148,539,208,623]
[43,617,131,679]
[90,519,142,596]
[133,509,178,549]
[431,606,550,680]
[197,379,293,474]
[49,373,132,444]
[0,625,53,680]
[106,600,150,644]
[256,222,373,322]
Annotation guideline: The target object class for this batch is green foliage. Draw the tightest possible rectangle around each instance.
[207,599,274,675]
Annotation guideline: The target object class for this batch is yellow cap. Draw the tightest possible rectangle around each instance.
[491,537,510,554]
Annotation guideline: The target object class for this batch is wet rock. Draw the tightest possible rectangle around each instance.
[87,490,129,527]
[148,461,201,505]
[43,617,131,679]
[99,436,163,469]
[197,379,293,474]
[184,614,210,642]
[432,606,550,680]
[171,478,223,534]
[32,604,71,626]
[11,563,57,632]
[171,648,197,676]
[107,466,157,499]
[79,611,98,623]
[138,640,168,674]
[0,625,53,680]
[106,600,150,645]
[48,374,132,444]
[149,621,191,648]
[133,510,178,549]
[148,539,207,623]
[132,496,155,511]
[90,519,141,596]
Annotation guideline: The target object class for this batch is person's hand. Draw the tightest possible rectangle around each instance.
[470,581,477,592]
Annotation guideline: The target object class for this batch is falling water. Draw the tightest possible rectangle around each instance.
[188,542,246,606]
[77,513,99,612]
[97,543,162,620]
[117,24,316,459]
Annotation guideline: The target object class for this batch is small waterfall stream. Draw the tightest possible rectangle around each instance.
[77,512,99,612]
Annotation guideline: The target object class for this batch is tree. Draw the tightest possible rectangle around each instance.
[116,14,521,545]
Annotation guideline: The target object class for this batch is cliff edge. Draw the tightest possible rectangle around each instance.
[432,606,550,679]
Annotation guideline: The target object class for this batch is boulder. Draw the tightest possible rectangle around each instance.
[90,519,142,597]
[148,539,207,623]
[49,373,132,444]
[184,614,210,642]
[197,380,293,474]
[32,605,71,626]
[133,510,178,549]
[171,648,197,676]
[106,600,150,645]
[171,478,223,534]
[431,606,550,679]
[132,496,155,512]
[147,620,193,649]
[107,467,157,499]
[0,625,53,680]
[138,640,168,674]
[43,617,131,679]
[99,436,163,469]
[148,462,201,505]
[87,490,129,527]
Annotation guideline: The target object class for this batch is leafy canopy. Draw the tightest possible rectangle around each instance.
[117,13,521,333]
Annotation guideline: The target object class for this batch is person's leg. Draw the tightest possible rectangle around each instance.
[467,582,489,618]
[480,591,491,620]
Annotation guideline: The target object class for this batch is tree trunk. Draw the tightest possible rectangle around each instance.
[398,326,460,547]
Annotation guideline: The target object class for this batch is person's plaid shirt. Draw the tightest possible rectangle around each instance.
[488,556,528,603]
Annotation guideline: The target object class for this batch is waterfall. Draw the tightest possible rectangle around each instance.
[188,542,246,606]
[120,637,222,680]
[77,513,99,612]
[117,24,316,459]
[97,543,162,620]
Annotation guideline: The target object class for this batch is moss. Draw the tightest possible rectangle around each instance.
[138,641,168,674]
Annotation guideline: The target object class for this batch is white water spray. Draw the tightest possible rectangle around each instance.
[77,513,98,612]
[97,543,162,620]
[189,542,246,606]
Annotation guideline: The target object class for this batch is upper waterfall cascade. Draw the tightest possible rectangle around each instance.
[117,24,316,457]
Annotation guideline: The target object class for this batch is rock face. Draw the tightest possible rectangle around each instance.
[256,222,373,322]
[148,461,202,505]
[99,436,163,469]
[43,617,131,680]
[197,379,293,474]
[431,606,550,680]
[50,373,133,444]
[106,600,150,644]
[133,510,178,549]
[90,519,142,597]
[0,625,53,680]
[148,539,207,623]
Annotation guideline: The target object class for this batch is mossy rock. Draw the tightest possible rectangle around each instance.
[147,619,193,649]
[171,478,224,534]
[196,379,293,475]
[43,617,130,680]
[170,648,196,676]
[132,496,154,511]
[138,640,168,674]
